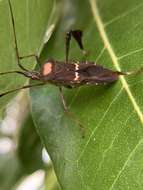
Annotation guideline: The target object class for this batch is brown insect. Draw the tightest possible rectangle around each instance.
[0,0,142,112]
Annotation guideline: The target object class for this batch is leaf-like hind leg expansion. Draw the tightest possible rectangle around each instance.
[65,30,88,62]
[58,87,85,137]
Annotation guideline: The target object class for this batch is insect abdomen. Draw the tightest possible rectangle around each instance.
[77,64,121,85]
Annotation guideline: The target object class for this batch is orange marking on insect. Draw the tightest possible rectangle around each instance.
[43,63,52,76]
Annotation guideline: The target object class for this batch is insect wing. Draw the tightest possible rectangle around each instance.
[77,64,120,84]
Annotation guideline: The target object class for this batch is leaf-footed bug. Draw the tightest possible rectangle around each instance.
[1,0,143,128]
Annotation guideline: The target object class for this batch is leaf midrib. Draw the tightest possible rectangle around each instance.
[89,0,143,125]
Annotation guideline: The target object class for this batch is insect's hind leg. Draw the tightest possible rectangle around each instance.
[65,30,88,62]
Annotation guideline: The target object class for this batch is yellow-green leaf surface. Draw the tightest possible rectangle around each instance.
[33,0,143,189]
[0,0,57,113]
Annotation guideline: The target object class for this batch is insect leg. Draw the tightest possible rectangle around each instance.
[65,31,72,62]
[59,87,68,111]
[66,30,87,62]
[0,83,45,97]
[58,87,85,137]
[0,70,27,77]
[19,54,41,67]
[8,0,29,71]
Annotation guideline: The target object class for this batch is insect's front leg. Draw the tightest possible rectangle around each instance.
[19,54,41,68]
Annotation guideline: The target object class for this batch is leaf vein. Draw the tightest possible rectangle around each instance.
[95,46,106,62]
[92,111,134,183]
[89,0,143,125]
[104,2,143,27]
[109,138,143,190]
[118,47,143,60]
[77,87,123,161]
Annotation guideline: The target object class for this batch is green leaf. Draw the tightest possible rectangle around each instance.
[0,152,23,190]
[45,165,61,190]
[0,0,57,113]
[17,113,44,174]
[30,0,143,189]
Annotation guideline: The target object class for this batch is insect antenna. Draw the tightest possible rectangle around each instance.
[0,83,45,97]
[0,70,27,76]
[8,0,29,71]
